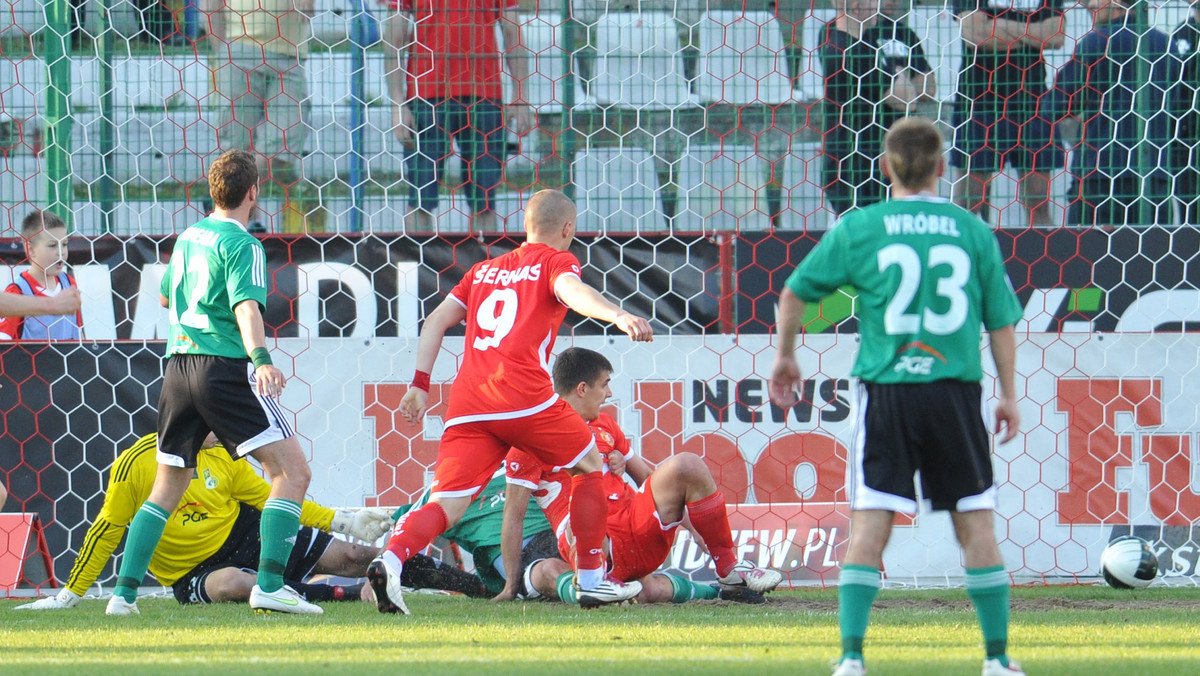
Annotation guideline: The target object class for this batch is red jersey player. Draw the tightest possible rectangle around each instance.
[368,189,654,614]
[499,347,785,605]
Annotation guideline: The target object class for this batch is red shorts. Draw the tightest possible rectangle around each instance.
[429,398,595,500]
[606,476,681,582]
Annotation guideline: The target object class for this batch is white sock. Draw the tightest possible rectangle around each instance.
[576,567,603,590]
[382,550,404,572]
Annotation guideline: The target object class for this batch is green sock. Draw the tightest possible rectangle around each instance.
[258,498,302,593]
[838,565,881,662]
[555,572,578,603]
[113,501,171,603]
[663,573,719,602]
[966,566,1011,665]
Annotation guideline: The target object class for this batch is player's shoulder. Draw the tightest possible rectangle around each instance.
[591,411,622,435]
[220,225,263,252]
[590,413,627,452]
[110,434,159,483]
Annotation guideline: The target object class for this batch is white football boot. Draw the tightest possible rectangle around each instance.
[982,658,1026,676]
[576,574,642,609]
[717,559,785,593]
[367,555,411,615]
[250,584,323,614]
[105,595,140,616]
[831,657,866,676]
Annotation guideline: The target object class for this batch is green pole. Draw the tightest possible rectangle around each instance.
[99,0,116,232]
[559,0,576,199]
[1132,5,1150,224]
[43,0,75,226]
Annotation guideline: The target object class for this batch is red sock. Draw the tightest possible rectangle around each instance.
[385,502,449,563]
[570,472,607,572]
[687,491,738,578]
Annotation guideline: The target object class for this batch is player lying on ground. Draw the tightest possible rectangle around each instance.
[369,190,653,615]
[395,468,561,598]
[15,433,485,609]
[496,347,786,605]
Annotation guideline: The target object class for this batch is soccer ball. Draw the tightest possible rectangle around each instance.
[1099,535,1159,589]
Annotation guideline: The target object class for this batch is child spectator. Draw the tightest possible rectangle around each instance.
[0,211,83,341]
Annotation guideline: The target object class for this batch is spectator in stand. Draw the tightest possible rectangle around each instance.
[1170,2,1200,224]
[821,0,931,215]
[873,0,937,103]
[382,0,533,232]
[1051,0,1176,227]
[204,0,313,189]
[0,210,83,341]
[952,0,1065,226]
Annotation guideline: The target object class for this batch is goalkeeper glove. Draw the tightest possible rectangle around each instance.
[15,588,82,610]
[330,507,394,544]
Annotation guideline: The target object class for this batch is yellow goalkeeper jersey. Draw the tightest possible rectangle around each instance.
[65,434,335,593]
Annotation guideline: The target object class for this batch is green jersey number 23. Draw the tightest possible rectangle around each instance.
[878,243,970,336]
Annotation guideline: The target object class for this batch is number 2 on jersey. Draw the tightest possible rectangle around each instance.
[169,255,212,330]
[878,243,970,336]
[474,288,519,350]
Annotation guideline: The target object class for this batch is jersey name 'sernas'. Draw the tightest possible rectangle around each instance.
[471,263,542,286]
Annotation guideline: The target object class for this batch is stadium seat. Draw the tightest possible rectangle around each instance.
[794,8,835,102]
[0,154,47,211]
[776,142,836,231]
[591,12,693,109]
[310,0,352,47]
[673,144,771,232]
[695,10,800,106]
[306,52,388,114]
[0,58,47,118]
[112,56,211,110]
[497,15,590,113]
[573,145,666,234]
[71,110,214,185]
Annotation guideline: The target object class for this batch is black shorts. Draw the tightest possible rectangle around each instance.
[950,109,1061,174]
[172,504,332,604]
[517,530,565,600]
[850,380,995,513]
[520,529,561,570]
[157,354,295,467]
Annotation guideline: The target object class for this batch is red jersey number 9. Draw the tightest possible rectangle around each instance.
[473,288,519,350]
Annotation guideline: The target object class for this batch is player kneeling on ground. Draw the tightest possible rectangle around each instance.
[496,347,785,605]
[15,432,486,610]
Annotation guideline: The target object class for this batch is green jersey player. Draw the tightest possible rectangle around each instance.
[768,117,1025,676]
[395,471,559,596]
[108,150,321,616]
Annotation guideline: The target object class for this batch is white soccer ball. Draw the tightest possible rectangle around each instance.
[1099,535,1159,589]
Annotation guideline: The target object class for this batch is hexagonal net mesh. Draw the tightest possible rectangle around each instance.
[1,1,1199,596]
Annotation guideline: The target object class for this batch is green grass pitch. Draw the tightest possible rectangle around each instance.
[3,585,1198,675]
